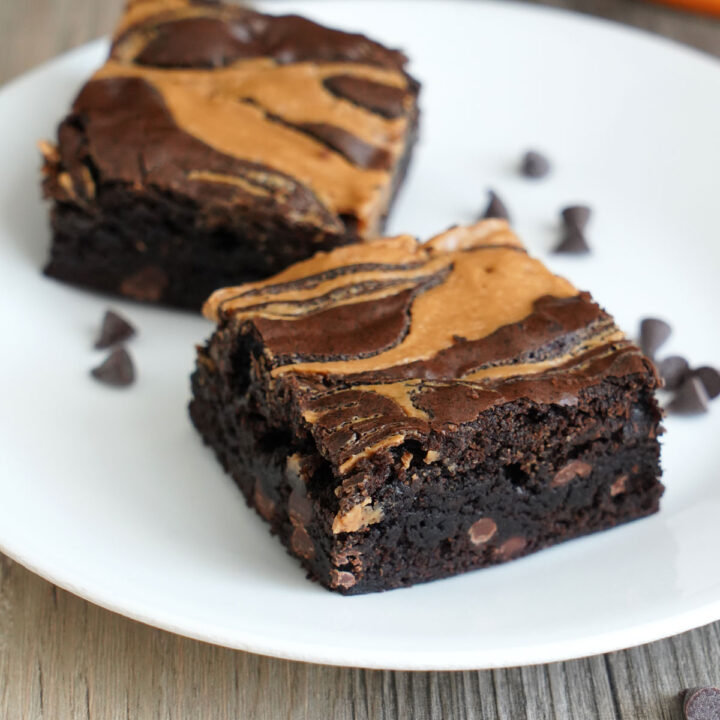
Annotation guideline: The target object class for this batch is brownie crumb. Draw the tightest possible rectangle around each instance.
[91,346,135,387]
[482,190,510,222]
[639,317,672,359]
[95,309,136,349]
[520,150,551,179]
[683,686,720,720]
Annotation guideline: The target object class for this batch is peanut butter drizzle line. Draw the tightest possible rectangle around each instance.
[206,221,579,377]
[269,247,576,376]
[302,327,629,434]
[93,61,408,234]
[205,221,520,318]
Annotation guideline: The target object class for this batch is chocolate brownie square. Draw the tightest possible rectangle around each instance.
[189,219,664,594]
[40,0,420,308]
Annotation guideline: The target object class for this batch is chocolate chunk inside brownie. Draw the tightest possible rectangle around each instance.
[40,0,420,308]
[190,219,664,594]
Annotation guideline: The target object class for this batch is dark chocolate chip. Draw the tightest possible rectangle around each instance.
[520,150,551,179]
[668,376,709,415]
[693,366,720,400]
[120,266,168,302]
[468,517,497,545]
[551,459,592,487]
[94,309,136,349]
[683,686,720,720]
[640,317,672,359]
[90,347,135,387]
[561,205,592,232]
[657,355,690,391]
[482,190,510,221]
[553,228,590,254]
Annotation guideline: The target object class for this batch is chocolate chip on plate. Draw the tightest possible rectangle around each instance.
[482,190,510,222]
[668,376,709,415]
[520,150,551,179]
[553,227,590,254]
[561,205,592,232]
[683,686,720,720]
[639,317,672,359]
[657,355,690,391]
[693,366,720,400]
[91,346,135,387]
[95,309,136,349]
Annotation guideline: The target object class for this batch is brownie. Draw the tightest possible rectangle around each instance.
[189,219,664,594]
[40,0,420,309]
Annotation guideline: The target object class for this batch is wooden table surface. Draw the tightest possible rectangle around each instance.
[2,2,719,718]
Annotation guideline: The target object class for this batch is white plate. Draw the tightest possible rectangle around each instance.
[1,0,719,671]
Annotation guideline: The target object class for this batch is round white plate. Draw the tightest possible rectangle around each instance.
[1,0,719,671]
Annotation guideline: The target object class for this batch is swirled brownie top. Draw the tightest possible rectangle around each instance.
[64,0,419,237]
[204,220,657,494]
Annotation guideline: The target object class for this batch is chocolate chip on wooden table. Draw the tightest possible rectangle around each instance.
[91,346,135,387]
[639,317,672,359]
[482,190,510,221]
[95,309,136,349]
[668,376,709,415]
[683,686,720,720]
[657,355,690,391]
[693,366,720,400]
[520,150,551,179]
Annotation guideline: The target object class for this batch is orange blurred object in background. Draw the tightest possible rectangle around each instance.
[648,0,720,15]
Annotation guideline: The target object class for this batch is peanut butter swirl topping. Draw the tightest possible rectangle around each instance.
[53,0,419,238]
[204,221,656,481]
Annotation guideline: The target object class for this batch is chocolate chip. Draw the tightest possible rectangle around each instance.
[668,376,709,415]
[693,366,720,400]
[610,474,627,496]
[561,205,592,232]
[683,686,720,720]
[469,517,497,545]
[94,309,136,349]
[520,150,551,179]
[658,355,690,391]
[90,346,135,387]
[551,459,592,487]
[640,317,672,359]
[330,569,357,590]
[482,190,510,221]
[553,227,590,254]
[497,536,527,560]
[120,266,168,302]
[290,525,315,560]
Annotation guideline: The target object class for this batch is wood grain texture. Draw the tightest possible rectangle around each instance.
[1,1,719,718]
